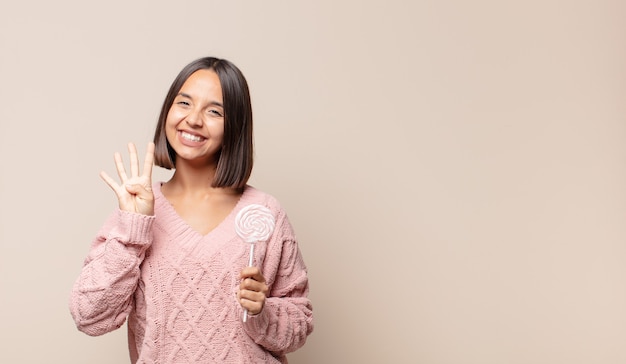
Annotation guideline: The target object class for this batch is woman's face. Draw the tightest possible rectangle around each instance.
[165,69,225,167]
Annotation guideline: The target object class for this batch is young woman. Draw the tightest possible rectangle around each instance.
[70,57,313,363]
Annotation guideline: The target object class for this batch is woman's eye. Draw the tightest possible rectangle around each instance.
[208,109,223,117]
[177,101,190,106]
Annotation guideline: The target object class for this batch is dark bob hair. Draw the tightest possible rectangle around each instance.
[152,57,253,190]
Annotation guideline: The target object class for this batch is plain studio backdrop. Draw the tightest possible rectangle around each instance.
[1,1,625,363]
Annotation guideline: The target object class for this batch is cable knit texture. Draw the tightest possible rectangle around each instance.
[70,183,313,363]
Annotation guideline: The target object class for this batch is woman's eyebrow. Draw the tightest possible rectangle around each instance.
[208,101,224,108]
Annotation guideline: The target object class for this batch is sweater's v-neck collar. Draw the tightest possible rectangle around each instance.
[153,182,253,243]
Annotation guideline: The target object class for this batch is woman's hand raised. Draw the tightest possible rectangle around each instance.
[100,142,156,216]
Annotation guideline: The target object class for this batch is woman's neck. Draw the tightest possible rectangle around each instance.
[163,161,239,198]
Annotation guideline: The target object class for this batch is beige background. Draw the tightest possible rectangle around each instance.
[1,1,625,363]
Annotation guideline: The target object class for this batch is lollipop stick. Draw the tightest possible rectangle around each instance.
[243,243,255,322]
[247,243,255,267]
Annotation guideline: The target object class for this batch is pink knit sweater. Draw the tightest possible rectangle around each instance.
[70,183,313,363]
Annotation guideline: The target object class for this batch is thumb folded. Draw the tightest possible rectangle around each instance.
[124,183,144,195]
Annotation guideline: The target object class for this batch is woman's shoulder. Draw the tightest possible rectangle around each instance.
[239,185,297,222]
[240,185,283,211]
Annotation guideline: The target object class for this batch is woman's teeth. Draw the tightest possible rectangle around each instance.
[181,131,203,142]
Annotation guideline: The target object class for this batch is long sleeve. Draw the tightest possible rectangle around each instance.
[242,213,314,355]
[69,209,154,336]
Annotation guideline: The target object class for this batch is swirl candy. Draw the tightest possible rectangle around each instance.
[235,204,275,245]
[234,204,275,322]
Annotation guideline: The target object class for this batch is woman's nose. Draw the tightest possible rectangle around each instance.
[185,109,203,127]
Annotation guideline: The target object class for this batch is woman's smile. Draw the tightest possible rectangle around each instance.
[179,130,206,143]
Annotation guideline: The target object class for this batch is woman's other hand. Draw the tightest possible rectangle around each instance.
[238,266,269,316]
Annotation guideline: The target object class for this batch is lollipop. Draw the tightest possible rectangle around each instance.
[235,204,275,322]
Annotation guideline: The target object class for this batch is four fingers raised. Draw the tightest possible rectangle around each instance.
[100,142,156,214]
